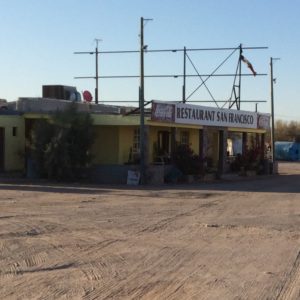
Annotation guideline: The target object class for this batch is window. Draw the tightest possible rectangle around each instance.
[180,131,189,145]
[12,127,17,137]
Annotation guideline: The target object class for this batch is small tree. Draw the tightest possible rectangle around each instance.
[30,103,95,181]
[275,119,300,141]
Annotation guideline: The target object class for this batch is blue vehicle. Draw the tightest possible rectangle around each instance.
[275,141,300,161]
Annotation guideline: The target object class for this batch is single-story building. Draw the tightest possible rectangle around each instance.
[1,96,270,183]
[0,110,25,172]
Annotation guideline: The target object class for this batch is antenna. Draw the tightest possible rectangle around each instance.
[94,38,102,48]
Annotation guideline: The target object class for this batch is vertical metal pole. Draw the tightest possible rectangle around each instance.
[95,46,99,104]
[139,17,146,184]
[182,46,186,103]
[270,57,275,163]
[238,44,242,110]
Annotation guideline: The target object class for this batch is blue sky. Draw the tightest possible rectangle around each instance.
[0,0,299,120]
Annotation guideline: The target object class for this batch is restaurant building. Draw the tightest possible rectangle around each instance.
[0,96,270,183]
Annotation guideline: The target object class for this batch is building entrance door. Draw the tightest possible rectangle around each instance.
[156,131,171,163]
[158,131,170,155]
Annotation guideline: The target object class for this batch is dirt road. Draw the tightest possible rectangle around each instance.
[0,162,300,299]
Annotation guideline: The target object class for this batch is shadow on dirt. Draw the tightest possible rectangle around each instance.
[192,174,300,194]
[0,173,300,194]
[0,181,113,195]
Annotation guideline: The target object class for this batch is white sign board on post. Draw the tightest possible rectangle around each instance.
[127,170,140,185]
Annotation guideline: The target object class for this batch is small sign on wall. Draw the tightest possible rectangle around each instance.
[257,113,271,129]
[151,102,175,122]
[127,170,140,185]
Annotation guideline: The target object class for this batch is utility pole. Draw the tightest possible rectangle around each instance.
[95,39,102,104]
[270,57,280,165]
[139,17,152,184]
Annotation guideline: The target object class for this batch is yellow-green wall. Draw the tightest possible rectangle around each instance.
[185,128,199,154]
[89,123,235,167]
[91,125,136,165]
[118,126,135,164]
[0,115,25,171]
[1,111,266,173]
[92,126,119,164]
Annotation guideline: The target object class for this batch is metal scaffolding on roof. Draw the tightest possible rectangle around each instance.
[75,44,268,110]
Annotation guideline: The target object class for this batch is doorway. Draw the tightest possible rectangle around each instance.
[157,131,170,155]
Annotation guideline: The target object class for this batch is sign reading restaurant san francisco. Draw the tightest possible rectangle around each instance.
[151,101,263,129]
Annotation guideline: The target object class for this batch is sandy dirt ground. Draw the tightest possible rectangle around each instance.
[0,162,300,300]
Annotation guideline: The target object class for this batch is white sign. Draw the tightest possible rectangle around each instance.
[127,170,140,185]
[175,103,258,129]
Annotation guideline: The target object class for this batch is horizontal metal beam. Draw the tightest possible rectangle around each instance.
[74,46,268,55]
[89,100,267,103]
[181,100,267,103]
[75,73,267,79]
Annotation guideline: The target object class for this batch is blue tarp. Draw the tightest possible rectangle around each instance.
[275,141,300,161]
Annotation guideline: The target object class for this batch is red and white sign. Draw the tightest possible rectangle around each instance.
[257,113,271,129]
[151,102,175,122]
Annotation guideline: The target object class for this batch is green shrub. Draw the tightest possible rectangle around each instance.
[30,103,95,181]
[172,144,203,175]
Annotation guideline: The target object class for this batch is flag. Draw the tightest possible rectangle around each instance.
[241,55,257,76]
